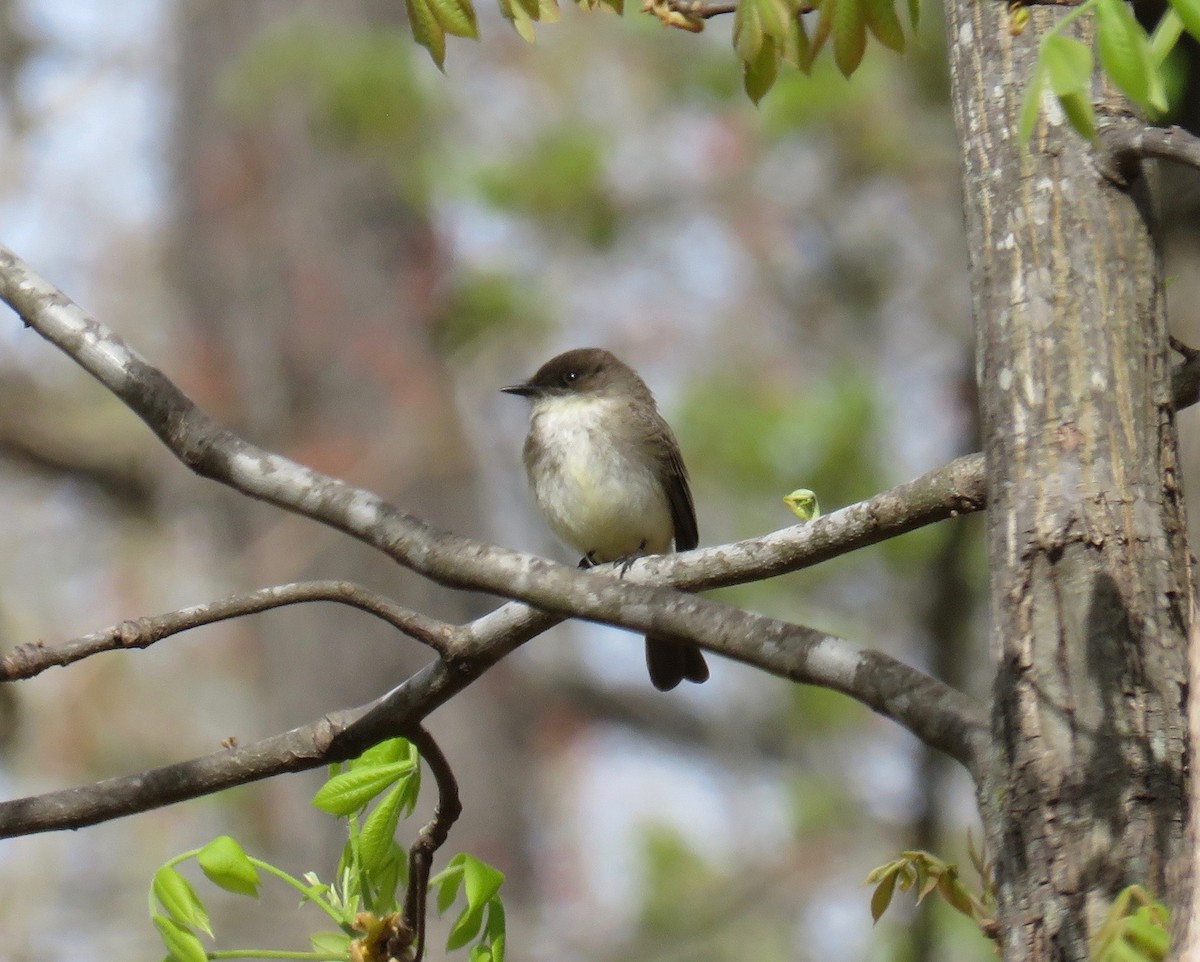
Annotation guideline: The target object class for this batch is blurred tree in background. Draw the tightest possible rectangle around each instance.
[0,0,1198,960]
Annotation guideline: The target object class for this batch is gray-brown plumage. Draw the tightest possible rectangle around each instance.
[502,348,709,691]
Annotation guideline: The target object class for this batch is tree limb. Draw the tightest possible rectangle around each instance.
[0,446,991,837]
[0,243,988,731]
[1,242,1193,835]
[0,580,454,681]
[1096,119,1200,187]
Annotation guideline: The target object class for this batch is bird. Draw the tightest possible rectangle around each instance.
[502,347,709,691]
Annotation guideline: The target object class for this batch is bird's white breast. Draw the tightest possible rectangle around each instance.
[526,394,673,562]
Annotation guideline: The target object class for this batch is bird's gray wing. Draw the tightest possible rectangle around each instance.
[657,426,698,551]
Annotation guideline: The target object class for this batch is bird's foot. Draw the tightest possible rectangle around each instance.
[616,541,648,578]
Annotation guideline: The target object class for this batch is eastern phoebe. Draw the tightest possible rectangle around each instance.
[502,347,709,691]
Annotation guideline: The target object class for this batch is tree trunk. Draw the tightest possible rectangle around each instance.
[942,6,1192,961]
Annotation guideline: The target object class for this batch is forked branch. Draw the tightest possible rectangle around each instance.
[2,241,1193,836]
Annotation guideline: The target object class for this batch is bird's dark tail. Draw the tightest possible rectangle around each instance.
[645,636,709,691]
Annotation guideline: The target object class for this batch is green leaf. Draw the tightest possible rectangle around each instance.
[1124,908,1170,959]
[1149,9,1185,65]
[462,855,506,910]
[1042,34,1093,96]
[486,899,507,942]
[1018,65,1045,144]
[1096,0,1161,111]
[514,0,542,20]
[399,758,421,817]
[431,857,466,913]
[300,871,332,904]
[406,0,447,67]
[197,836,260,898]
[491,931,507,962]
[784,489,820,520]
[863,0,904,50]
[359,784,408,872]
[865,860,903,885]
[744,37,780,102]
[152,867,212,937]
[1103,941,1151,962]
[1057,90,1097,138]
[470,946,494,962]
[152,915,208,962]
[1167,0,1200,41]
[313,760,416,815]
[734,0,765,62]
[369,849,407,916]
[757,0,792,41]
[353,737,413,770]
[937,874,980,919]
[870,870,898,923]
[915,862,940,903]
[447,904,486,950]
[782,12,813,70]
[509,0,539,41]
[831,0,867,76]
[311,930,353,955]
[810,0,834,66]
[907,0,919,29]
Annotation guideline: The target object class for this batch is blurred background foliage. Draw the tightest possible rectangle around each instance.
[0,1,1197,961]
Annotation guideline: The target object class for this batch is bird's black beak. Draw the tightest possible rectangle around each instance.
[501,382,537,397]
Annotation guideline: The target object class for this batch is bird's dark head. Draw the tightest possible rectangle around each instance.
[501,348,636,400]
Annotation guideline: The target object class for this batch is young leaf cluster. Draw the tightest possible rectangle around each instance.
[865,848,995,935]
[783,488,821,521]
[314,736,424,923]
[405,0,622,66]
[149,737,507,962]
[1092,886,1170,962]
[732,0,910,102]
[430,854,509,961]
[1019,0,1199,142]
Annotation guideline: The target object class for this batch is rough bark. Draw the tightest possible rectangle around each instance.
[942,5,1192,960]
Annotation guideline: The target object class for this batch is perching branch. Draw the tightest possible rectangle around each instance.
[0,580,454,681]
[0,448,990,837]
[0,242,1193,835]
[0,242,987,744]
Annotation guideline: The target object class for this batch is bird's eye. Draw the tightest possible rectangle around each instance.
[562,370,578,386]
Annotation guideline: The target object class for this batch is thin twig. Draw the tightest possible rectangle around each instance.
[403,727,462,962]
[673,0,738,16]
[0,581,454,681]
[641,0,810,31]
